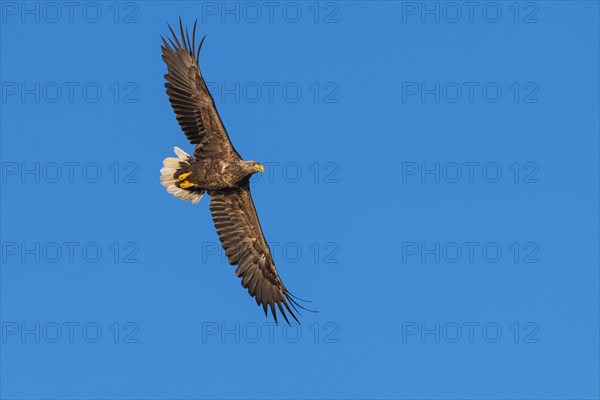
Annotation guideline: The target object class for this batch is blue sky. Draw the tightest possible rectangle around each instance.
[1,1,599,399]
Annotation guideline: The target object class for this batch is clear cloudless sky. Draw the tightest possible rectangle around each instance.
[1,1,598,399]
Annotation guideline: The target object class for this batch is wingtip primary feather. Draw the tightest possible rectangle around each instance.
[197,34,207,62]
[276,302,292,325]
[192,19,198,56]
[178,17,187,51]
[270,303,278,324]
[185,26,192,53]
[160,35,167,47]
[167,22,181,48]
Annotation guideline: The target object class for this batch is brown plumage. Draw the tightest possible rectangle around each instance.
[159,19,309,324]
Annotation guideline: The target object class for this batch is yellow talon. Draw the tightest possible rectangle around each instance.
[179,180,196,189]
[178,172,192,181]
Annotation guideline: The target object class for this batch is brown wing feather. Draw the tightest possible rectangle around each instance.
[161,19,240,160]
[209,184,302,324]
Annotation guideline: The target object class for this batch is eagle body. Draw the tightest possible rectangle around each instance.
[158,19,308,324]
[175,158,262,191]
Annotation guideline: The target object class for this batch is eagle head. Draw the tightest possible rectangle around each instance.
[242,160,265,176]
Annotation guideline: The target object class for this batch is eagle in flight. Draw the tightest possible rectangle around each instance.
[159,19,308,324]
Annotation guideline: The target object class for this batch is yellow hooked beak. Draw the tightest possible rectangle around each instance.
[257,164,265,172]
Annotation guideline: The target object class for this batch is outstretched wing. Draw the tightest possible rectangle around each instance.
[209,184,304,324]
[161,19,240,160]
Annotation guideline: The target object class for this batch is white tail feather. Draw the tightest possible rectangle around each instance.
[160,146,204,205]
[173,146,190,159]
